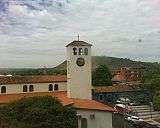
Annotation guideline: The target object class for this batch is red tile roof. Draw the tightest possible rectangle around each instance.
[93,83,142,93]
[0,75,67,85]
[72,98,114,111]
[0,91,114,112]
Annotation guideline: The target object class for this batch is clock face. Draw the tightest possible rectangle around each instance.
[76,58,85,67]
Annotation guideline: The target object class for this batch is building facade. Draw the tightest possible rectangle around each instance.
[112,67,143,82]
[92,84,151,105]
[0,75,67,94]
[77,109,112,128]
[66,41,92,99]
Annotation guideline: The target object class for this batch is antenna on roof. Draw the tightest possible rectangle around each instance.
[77,34,80,41]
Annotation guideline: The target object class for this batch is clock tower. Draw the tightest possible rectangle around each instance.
[66,40,92,100]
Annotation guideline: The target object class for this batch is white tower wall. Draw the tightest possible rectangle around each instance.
[67,43,92,100]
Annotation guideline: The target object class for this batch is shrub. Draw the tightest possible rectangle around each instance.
[153,95,160,111]
[92,65,112,86]
[0,96,77,128]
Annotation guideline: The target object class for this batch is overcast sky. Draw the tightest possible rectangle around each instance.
[0,0,160,68]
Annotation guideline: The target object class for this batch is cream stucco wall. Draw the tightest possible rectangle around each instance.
[0,82,67,94]
[67,45,92,100]
[77,109,112,128]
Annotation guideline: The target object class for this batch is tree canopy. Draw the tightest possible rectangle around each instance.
[92,65,112,86]
[0,96,77,128]
[145,78,160,93]
[144,65,160,110]
[144,65,160,94]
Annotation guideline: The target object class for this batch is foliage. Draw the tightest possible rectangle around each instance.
[92,65,112,86]
[144,64,160,81]
[0,68,67,76]
[153,95,160,111]
[0,96,77,128]
[145,78,160,94]
[144,65,160,109]
[144,64,160,94]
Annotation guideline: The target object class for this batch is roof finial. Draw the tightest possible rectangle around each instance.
[78,34,80,41]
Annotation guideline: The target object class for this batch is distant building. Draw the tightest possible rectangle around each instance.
[112,67,143,82]
[92,82,151,104]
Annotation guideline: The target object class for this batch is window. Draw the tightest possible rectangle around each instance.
[73,47,77,55]
[23,85,27,92]
[84,48,88,55]
[79,48,83,55]
[99,94,103,101]
[1,86,6,93]
[29,85,34,92]
[54,84,59,91]
[81,118,87,128]
[107,94,112,102]
[48,84,53,91]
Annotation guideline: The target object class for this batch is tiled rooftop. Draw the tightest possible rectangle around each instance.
[93,83,142,93]
[0,75,67,85]
[0,91,114,112]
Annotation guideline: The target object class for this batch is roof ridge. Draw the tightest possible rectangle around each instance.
[66,40,92,47]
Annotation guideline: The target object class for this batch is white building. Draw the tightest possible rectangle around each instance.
[0,75,67,94]
[0,40,114,128]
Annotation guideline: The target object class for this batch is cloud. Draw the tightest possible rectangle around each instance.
[0,0,160,68]
[8,3,54,18]
[9,4,29,16]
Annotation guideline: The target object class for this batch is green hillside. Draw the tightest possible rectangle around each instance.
[55,56,159,74]
[0,56,159,76]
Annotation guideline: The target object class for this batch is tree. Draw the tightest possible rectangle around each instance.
[144,66,160,110]
[0,96,77,128]
[92,65,112,86]
[146,78,160,93]
[144,65,160,95]
[144,64,160,82]
[154,95,160,110]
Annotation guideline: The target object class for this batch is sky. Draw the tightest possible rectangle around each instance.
[0,0,160,68]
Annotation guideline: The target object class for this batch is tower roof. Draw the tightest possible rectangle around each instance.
[66,40,92,47]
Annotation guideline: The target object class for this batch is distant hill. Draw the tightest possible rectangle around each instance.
[0,56,159,76]
[0,68,66,76]
[55,56,159,74]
